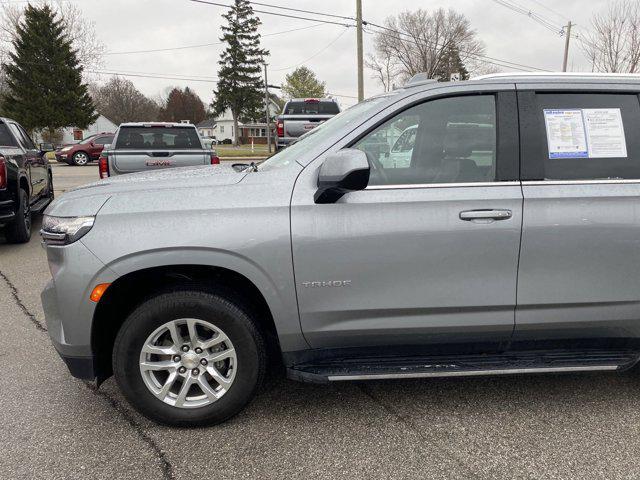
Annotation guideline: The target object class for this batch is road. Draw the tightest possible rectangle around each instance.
[2,163,640,479]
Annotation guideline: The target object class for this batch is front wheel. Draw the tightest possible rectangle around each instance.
[113,290,266,427]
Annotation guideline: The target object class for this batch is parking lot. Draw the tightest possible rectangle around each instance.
[2,163,640,479]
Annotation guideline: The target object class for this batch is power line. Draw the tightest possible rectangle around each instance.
[88,69,219,83]
[524,0,569,22]
[247,1,355,22]
[188,0,354,27]
[87,68,360,99]
[490,0,564,34]
[191,0,551,74]
[364,22,551,73]
[104,23,326,55]
[270,26,350,71]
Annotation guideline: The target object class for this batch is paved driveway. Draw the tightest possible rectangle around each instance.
[1,164,640,479]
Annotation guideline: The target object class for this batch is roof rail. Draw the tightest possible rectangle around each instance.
[472,72,640,80]
[406,73,438,86]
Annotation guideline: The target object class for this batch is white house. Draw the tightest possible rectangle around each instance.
[199,101,281,144]
[34,114,117,145]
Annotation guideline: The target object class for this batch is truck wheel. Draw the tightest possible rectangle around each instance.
[4,188,31,244]
[113,289,266,427]
[72,151,89,166]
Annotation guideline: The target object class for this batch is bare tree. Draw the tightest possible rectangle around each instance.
[0,0,105,71]
[581,0,640,73]
[90,76,160,125]
[367,9,486,88]
[366,54,395,92]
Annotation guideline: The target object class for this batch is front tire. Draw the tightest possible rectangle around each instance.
[113,289,266,427]
[4,188,31,244]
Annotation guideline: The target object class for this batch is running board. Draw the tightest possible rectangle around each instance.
[286,350,639,384]
[31,196,52,213]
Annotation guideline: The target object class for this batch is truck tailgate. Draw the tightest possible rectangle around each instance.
[283,115,333,138]
[113,150,208,174]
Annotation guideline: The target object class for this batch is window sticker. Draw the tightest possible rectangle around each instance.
[543,109,588,159]
[583,108,627,158]
[544,108,628,159]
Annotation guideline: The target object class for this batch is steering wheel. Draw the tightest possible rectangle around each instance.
[364,150,390,185]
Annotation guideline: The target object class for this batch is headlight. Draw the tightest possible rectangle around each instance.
[60,146,72,152]
[41,215,95,246]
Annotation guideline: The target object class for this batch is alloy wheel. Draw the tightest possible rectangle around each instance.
[73,152,88,165]
[139,318,237,409]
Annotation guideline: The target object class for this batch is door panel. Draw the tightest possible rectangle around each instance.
[516,182,640,342]
[291,185,523,349]
[515,89,640,347]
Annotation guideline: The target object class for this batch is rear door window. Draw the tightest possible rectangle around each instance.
[8,123,35,150]
[519,92,640,180]
[0,123,18,147]
[284,101,340,115]
[115,127,202,149]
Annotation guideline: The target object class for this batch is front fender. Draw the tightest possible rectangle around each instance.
[86,246,308,352]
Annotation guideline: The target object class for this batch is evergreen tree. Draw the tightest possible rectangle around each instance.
[282,66,327,99]
[212,0,268,146]
[433,45,470,82]
[161,87,206,124]
[2,5,96,135]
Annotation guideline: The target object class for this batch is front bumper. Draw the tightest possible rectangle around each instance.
[55,153,69,162]
[59,353,96,380]
[41,239,116,380]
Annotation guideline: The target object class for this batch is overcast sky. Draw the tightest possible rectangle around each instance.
[78,0,609,109]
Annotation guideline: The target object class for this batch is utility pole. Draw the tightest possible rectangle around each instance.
[562,21,572,72]
[263,63,272,154]
[356,0,364,102]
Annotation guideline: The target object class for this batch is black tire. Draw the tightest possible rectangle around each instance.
[46,172,55,200]
[71,151,89,166]
[4,188,31,244]
[113,289,266,427]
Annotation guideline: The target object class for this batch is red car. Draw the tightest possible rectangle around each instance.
[55,132,115,166]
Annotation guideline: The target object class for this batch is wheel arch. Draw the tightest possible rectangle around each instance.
[91,263,288,383]
[18,174,30,196]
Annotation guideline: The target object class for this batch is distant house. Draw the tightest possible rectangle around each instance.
[238,123,274,145]
[196,118,216,138]
[34,114,117,145]
[204,100,281,144]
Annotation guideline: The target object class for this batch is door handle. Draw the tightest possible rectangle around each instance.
[459,209,512,221]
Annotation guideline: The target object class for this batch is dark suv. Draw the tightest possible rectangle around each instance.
[55,133,114,166]
[0,117,54,243]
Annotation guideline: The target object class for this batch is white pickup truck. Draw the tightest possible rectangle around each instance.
[275,98,340,150]
[98,122,220,178]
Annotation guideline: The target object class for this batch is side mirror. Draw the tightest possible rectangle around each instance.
[39,142,54,152]
[314,148,370,204]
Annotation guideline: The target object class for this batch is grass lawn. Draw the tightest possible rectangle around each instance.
[215,145,272,158]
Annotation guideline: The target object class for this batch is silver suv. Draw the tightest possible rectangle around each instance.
[41,74,640,426]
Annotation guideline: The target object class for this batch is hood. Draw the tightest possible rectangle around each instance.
[45,164,249,217]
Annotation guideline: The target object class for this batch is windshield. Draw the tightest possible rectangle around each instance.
[259,95,391,171]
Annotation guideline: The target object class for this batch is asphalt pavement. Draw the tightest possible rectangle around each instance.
[2,164,640,479]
